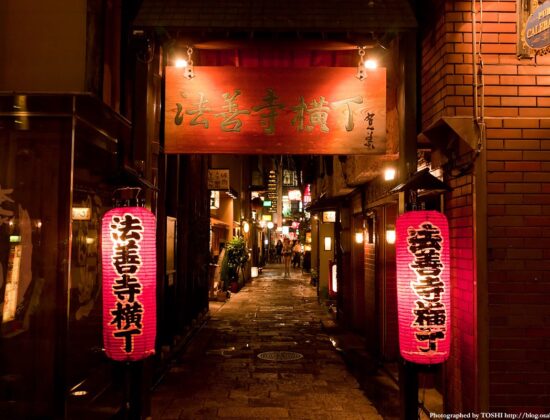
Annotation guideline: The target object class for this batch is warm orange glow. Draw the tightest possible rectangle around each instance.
[364,59,378,69]
[384,167,396,181]
[386,228,396,244]
[175,58,188,68]
[165,66,386,154]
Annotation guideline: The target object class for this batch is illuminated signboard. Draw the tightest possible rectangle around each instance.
[288,190,301,201]
[207,169,230,190]
[525,1,550,51]
[72,207,92,221]
[102,207,157,361]
[322,211,336,223]
[165,66,386,154]
[210,191,220,209]
[267,170,277,213]
[396,210,450,364]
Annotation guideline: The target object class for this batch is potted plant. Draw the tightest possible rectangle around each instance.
[221,237,249,293]
[310,268,319,286]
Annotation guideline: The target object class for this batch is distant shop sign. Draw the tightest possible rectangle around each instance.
[322,211,336,223]
[208,169,230,190]
[525,1,550,52]
[165,67,386,155]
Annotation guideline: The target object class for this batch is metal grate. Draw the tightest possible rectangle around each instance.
[257,351,303,361]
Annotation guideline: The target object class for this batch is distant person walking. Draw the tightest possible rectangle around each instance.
[292,240,302,269]
[282,237,292,278]
[275,239,283,263]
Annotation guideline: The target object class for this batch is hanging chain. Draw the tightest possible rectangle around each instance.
[186,47,194,66]
[357,46,366,64]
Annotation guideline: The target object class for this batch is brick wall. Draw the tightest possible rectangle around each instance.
[444,174,477,411]
[421,0,550,413]
[486,117,550,412]
[421,1,478,412]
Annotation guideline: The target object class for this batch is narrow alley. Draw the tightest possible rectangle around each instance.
[152,265,384,419]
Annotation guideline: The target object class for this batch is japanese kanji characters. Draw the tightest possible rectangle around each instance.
[396,211,450,364]
[109,213,145,354]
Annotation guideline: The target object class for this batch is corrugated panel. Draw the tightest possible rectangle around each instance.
[133,0,417,31]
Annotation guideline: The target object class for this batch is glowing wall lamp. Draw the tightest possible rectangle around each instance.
[384,167,396,181]
[396,210,450,364]
[355,231,364,244]
[175,58,188,68]
[364,59,378,69]
[386,225,396,244]
[267,221,274,230]
[243,221,250,233]
[102,206,157,361]
[324,237,332,251]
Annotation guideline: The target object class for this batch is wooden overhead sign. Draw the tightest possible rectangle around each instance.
[165,66,386,155]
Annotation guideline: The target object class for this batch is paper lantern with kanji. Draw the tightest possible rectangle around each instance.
[101,207,157,361]
[396,210,450,364]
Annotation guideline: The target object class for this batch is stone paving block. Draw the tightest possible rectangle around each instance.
[289,408,326,419]
[229,389,270,400]
[247,397,288,408]
[168,397,204,409]
[326,412,364,420]
[178,406,218,420]
[268,391,307,400]
[217,406,290,418]
[151,266,382,420]
[202,398,249,409]
[159,408,182,419]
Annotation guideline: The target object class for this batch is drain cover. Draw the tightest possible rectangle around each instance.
[257,351,304,361]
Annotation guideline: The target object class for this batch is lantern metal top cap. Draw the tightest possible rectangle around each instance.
[112,187,145,208]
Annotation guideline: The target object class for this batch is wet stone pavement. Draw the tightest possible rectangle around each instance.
[152,264,383,420]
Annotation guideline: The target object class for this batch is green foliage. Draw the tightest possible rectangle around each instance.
[221,237,249,289]
[226,237,249,270]
[310,268,318,280]
[220,249,231,288]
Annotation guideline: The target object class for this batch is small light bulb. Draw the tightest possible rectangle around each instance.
[384,167,396,181]
[175,58,188,68]
[386,229,396,245]
[364,59,378,69]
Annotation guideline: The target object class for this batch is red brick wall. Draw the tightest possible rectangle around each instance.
[444,174,477,411]
[421,1,478,412]
[487,118,550,412]
[421,0,550,413]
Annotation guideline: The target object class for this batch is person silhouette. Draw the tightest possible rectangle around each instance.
[282,237,292,278]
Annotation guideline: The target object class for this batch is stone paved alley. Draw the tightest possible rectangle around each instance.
[151,265,385,419]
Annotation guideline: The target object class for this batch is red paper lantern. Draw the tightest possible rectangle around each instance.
[396,210,450,364]
[101,207,156,361]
